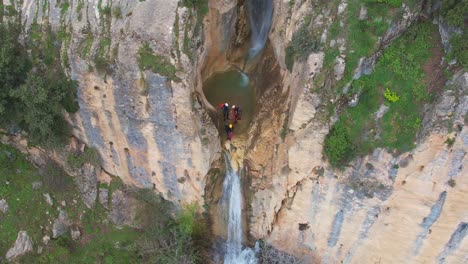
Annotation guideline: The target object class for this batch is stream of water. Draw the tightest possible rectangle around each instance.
[222,154,257,264]
[246,0,273,59]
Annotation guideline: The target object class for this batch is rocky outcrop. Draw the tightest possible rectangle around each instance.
[52,209,71,238]
[109,190,138,226]
[71,227,81,241]
[0,199,8,213]
[19,0,220,205]
[8,0,467,262]
[99,188,109,209]
[242,0,468,263]
[43,193,53,206]
[6,231,33,260]
[74,163,98,208]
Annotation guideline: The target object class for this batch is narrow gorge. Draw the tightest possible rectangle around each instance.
[0,0,466,263]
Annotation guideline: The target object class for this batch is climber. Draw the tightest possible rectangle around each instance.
[227,123,234,141]
[225,123,234,141]
[232,105,241,124]
[220,102,229,120]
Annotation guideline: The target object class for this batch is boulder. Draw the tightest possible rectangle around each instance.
[109,190,138,226]
[6,231,33,260]
[359,5,368,20]
[32,181,43,190]
[374,104,390,120]
[74,163,98,208]
[52,209,71,238]
[71,227,81,241]
[99,188,109,209]
[334,57,346,81]
[43,193,53,206]
[42,235,50,245]
[0,199,8,213]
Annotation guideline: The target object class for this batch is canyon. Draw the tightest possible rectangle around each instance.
[1,0,467,263]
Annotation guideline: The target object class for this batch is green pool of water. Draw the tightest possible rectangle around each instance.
[203,70,255,134]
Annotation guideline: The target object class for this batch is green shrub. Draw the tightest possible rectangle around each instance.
[79,33,94,58]
[449,34,468,69]
[327,22,437,166]
[285,24,321,71]
[182,0,208,17]
[138,43,179,81]
[324,48,340,68]
[445,137,456,148]
[375,0,402,7]
[101,6,111,15]
[324,121,355,167]
[93,55,111,73]
[447,179,456,187]
[285,45,295,71]
[67,147,100,169]
[60,1,70,16]
[0,22,79,146]
[384,88,400,102]
[113,6,122,19]
[442,0,468,28]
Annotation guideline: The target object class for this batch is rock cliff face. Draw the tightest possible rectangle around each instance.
[20,0,221,204]
[16,0,467,262]
[242,0,468,263]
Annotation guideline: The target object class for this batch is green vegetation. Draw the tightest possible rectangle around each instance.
[444,137,455,148]
[182,0,208,19]
[138,43,179,81]
[0,144,68,256]
[447,179,456,188]
[441,0,467,28]
[181,0,208,61]
[93,37,112,74]
[341,0,392,83]
[0,21,78,147]
[324,120,355,166]
[113,6,122,19]
[448,34,468,69]
[376,0,402,7]
[101,5,111,15]
[60,1,70,16]
[0,143,211,263]
[384,88,400,102]
[79,32,94,59]
[67,147,100,169]
[76,0,84,14]
[324,22,437,166]
[285,23,321,71]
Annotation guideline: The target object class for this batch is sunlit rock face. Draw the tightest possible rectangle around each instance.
[20,0,221,204]
[244,0,468,263]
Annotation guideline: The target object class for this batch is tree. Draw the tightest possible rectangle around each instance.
[0,23,30,117]
[323,121,355,167]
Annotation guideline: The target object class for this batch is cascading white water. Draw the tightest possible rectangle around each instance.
[246,0,273,59]
[222,154,257,264]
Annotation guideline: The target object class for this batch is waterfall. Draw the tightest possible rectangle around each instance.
[246,0,273,59]
[222,153,257,264]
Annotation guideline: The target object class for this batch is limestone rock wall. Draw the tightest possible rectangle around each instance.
[245,0,468,263]
[20,0,221,204]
